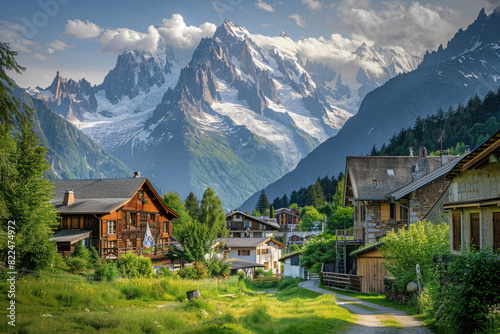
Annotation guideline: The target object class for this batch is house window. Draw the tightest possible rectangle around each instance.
[400,206,408,220]
[238,250,250,256]
[493,213,500,251]
[291,255,300,266]
[261,248,269,255]
[107,241,116,248]
[264,262,269,270]
[274,261,278,269]
[470,213,480,250]
[107,221,116,235]
[244,221,251,228]
[256,249,260,255]
[126,213,137,230]
[254,232,262,237]
[163,221,168,233]
[390,203,397,220]
[452,213,462,251]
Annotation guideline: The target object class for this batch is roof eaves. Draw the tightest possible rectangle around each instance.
[350,241,385,256]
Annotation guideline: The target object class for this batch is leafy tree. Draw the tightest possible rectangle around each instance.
[162,191,191,234]
[255,189,270,215]
[289,243,300,253]
[299,206,324,231]
[318,202,335,217]
[326,206,354,231]
[332,177,345,209]
[308,181,325,208]
[380,221,449,291]
[184,191,200,219]
[198,187,227,238]
[170,219,216,263]
[288,203,298,209]
[252,209,261,216]
[300,236,336,273]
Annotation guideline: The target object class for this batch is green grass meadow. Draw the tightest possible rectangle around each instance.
[0,273,356,333]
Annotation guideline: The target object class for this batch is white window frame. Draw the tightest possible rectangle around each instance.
[107,221,116,235]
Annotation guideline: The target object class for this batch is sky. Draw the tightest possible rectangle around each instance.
[1,0,498,88]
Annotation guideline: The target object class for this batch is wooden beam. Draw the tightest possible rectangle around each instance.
[461,138,500,171]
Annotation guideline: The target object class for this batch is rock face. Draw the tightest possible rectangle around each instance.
[240,8,500,211]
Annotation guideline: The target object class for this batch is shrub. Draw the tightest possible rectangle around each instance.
[237,271,245,280]
[264,269,274,277]
[300,235,336,274]
[254,268,264,278]
[277,277,303,290]
[289,244,300,253]
[66,257,88,273]
[434,250,500,333]
[94,262,120,281]
[177,263,208,280]
[157,266,174,278]
[53,253,67,270]
[71,241,92,263]
[89,246,99,264]
[117,252,154,278]
[381,221,449,292]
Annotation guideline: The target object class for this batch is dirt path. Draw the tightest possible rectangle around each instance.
[298,280,432,334]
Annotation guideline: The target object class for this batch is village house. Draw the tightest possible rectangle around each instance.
[343,148,453,244]
[215,237,286,274]
[50,174,178,263]
[275,208,302,231]
[443,130,500,253]
[226,210,280,238]
[274,231,315,247]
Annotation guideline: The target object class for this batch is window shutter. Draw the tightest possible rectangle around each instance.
[452,214,461,251]
[493,213,500,251]
[102,221,107,237]
[470,213,480,250]
[381,203,390,221]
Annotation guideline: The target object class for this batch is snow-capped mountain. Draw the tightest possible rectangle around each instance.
[31,19,420,209]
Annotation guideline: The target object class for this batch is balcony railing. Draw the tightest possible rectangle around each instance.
[335,229,364,242]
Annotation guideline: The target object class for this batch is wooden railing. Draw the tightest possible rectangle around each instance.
[335,229,364,242]
[322,272,362,292]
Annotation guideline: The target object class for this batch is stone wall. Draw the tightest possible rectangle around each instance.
[410,176,451,223]
[448,163,500,202]
[355,201,406,244]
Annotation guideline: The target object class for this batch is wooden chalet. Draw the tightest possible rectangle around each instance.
[50,175,178,262]
[226,210,280,238]
[275,208,302,231]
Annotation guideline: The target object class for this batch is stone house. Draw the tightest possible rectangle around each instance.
[343,148,455,244]
[443,131,500,253]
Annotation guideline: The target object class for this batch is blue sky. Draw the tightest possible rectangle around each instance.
[1,0,497,88]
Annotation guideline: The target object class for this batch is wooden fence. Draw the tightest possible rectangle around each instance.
[322,272,362,292]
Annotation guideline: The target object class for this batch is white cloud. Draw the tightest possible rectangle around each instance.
[0,21,36,53]
[65,19,103,39]
[34,53,47,61]
[301,0,323,11]
[47,48,55,54]
[99,25,160,54]
[255,0,275,13]
[289,14,306,28]
[156,14,216,52]
[47,39,70,51]
[335,0,459,55]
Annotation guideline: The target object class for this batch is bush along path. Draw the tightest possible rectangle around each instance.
[299,280,432,334]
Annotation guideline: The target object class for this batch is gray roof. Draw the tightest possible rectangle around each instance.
[274,231,314,238]
[50,178,178,217]
[50,229,92,243]
[217,237,285,248]
[346,156,443,200]
[279,251,302,262]
[388,154,465,200]
[228,258,265,269]
[226,211,280,230]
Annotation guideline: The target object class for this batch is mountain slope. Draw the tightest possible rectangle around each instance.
[240,8,500,211]
[14,85,132,179]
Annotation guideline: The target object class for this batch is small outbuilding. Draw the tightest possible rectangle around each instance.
[350,242,388,294]
[279,252,306,279]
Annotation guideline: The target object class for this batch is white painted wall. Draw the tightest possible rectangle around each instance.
[283,256,305,279]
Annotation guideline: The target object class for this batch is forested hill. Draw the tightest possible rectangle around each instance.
[372,88,500,156]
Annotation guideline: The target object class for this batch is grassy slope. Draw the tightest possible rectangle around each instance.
[0,273,356,333]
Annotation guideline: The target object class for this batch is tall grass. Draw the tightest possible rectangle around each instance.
[0,273,355,333]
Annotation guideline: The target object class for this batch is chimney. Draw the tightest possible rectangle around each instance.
[409,146,414,157]
[418,146,427,158]
[441,150,449,165]
[63,190,74,206]
[133,171,141,178]
[465,145,470,153]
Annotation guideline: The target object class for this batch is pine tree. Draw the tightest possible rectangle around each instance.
[184,191,200,219]
[270,206,275,218]
[199,187,227,238]
[281,194,289,208]
[255,189,270,215]
[308,181,325,208]
[370,144,378,156]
